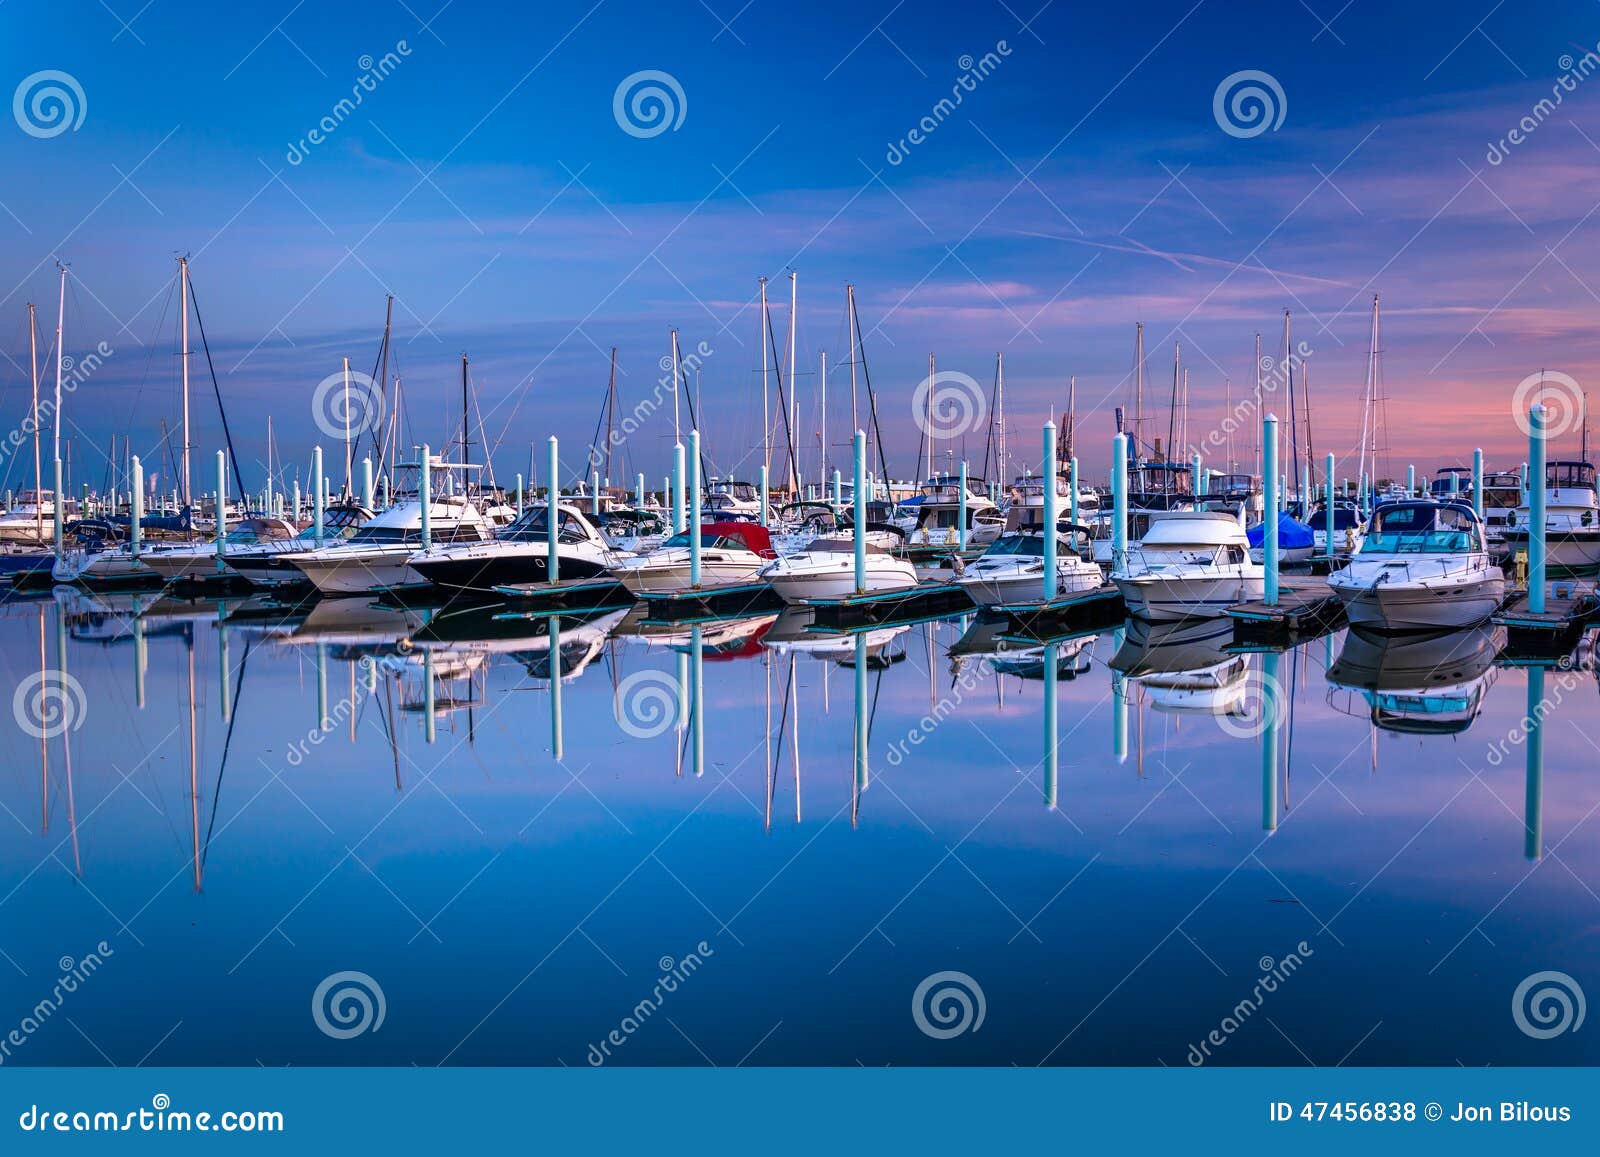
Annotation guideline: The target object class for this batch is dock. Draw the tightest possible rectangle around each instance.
[635,580,786,621]
[1227,582,1345,643]
[1491,584,1595,658]
[994,584,1125,643]
[800,581,974,630]
[490,576,633,612]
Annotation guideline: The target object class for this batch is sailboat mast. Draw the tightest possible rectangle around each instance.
[846,284,859,437]
[28,304,41,542]
[460,354,470,468]
[343,355,353,497]
[179,256,191,507]
[53,263,66,476]
[925,353,936,480]
[1253,332,1262,481]
[759,277,770,482]
[819,349,827,480]
[1065,373,1075,465]
[1358,295,1378,503]
[788,271,798,493]
[1133,322,1145,464]
[996,353,1007,481]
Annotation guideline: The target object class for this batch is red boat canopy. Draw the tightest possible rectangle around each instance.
[703,520,775,558]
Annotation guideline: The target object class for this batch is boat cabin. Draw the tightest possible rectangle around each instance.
[1360,501,1483,554]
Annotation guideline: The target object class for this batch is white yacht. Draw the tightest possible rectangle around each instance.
[1500,460,1600,573]
[283,494,496,595]
[0,490,74,545]
[406,502,618,597]
[759,535,918,604]
[903,476,1004,548]
[1474,470,1523,548]
[135,516,303,583]
[1110,510,1263,621]
[954,529,1104,607]
[214,505,372,587]
[1327,500,1505,631]
[610,520,775,594]
[703,478,762,519]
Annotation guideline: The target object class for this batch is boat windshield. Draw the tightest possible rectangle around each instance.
[661,531,750,552]
[347,526,422,545]
[1362,504,1475,554]
[1547,461,1596,490]
[985,536,1047,558]
[499,507,591,543]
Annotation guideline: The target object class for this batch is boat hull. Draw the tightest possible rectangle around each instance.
[1113,574,1265,621]
[409,551,611,597]
[612,558,766,595]
[286,548,425,595]
[1332,576,1505,632]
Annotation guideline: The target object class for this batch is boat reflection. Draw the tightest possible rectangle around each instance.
[1108,617,1251,717]
[762,606,909,667]
[948,615,1096,682]
[1326,625,1501,735]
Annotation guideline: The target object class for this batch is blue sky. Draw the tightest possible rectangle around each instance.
[2,0,1598,493]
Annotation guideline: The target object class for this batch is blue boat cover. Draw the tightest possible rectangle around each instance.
[1247,511,1315,549]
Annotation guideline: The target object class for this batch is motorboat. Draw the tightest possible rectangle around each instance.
[902,475,1004,548]
[1474,470,1523,548]
[759,535,919,604]
[283,494,496,595]
[406,502,619,597]
[1500,460,1600,573]
[1247,510,1315,565]
[610,520,776,594]
[703,477,762,519]
[596,507,670,554]
[0,490,75,545]
[215,504,372,588]
[135,516,303,583]
[1307,499,1366,558]
[1327,500,1505,631]
[953,528,1103,607]
[1110,510,1263,621]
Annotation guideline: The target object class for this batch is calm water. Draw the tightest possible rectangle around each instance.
[1,586,1595,1067]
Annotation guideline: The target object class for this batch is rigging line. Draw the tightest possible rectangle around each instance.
[185,270,251,509]
[848,291,892,484]
[764,309,799,490]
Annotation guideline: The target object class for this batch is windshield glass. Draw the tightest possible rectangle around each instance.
[986,536,1047,557]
